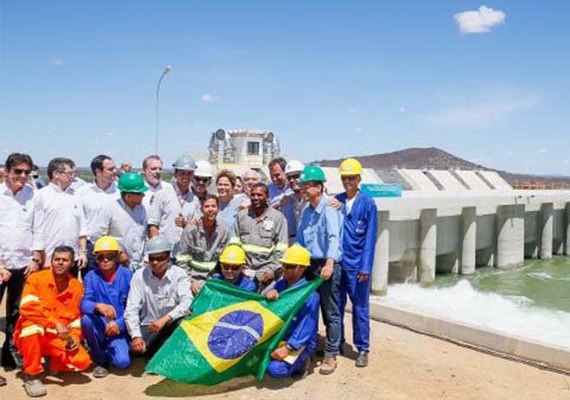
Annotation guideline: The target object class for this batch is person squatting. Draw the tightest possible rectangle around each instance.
[0,152,377,397]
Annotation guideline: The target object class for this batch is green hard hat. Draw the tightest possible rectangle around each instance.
[299,165,326,183]
[117,173,149,194]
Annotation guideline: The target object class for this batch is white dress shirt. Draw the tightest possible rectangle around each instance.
[32,183,87,260]
[91,198,147,270]
[142,180,173,215]
[147,183,200,251]
[77,181,120,241]
[0,183,35,270]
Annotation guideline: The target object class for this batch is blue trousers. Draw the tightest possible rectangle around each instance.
[339,268,371,352]
[307,260,341,358]
[81,315,131,369]
[267,348,312,378]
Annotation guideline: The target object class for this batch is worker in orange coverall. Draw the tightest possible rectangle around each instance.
[13,245,91,398]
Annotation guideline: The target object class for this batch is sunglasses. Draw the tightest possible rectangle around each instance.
[194,177,211,183]
[287,174,300,181]
[96,253,117,262]
[221,264,241,271]
[148,254,170,263]
[13,168,32,176]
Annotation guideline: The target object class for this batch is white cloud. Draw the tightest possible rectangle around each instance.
[105,131,114,137]
[51,58,64,67]
[426,92,537,129]
[355,127,363,133]
[201,93,219,103]
[454,5,506,34]
[398,106,407,114]
[537,148,547,153]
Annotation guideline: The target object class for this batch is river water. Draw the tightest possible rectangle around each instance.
[381,256,570,349]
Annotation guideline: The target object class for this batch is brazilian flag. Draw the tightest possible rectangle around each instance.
[146,277,322,385]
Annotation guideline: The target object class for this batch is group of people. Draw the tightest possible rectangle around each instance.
[0,150,378,397]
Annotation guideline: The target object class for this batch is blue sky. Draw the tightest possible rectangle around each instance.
[1,1,569,174]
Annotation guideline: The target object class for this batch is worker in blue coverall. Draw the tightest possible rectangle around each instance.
[296,164,343,375]
[211,245,257,293]
[81,236,133,378]
[335,158,378,368]
[265,245,319,379]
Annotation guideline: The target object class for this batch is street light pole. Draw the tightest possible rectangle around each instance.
[155,65,172,155]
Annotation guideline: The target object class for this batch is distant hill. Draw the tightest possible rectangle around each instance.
[315,147,570,187]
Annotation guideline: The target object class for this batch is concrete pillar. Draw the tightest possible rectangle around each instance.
[371,211,390,296]
[565,203,570,256]
[540,203,553,260]
[418,208,437,285]
[495,204,525,268]
[460,207,477,274]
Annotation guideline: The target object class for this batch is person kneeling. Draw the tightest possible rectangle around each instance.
[125,236,192,358]
[211,245,257,292]
[14,246,92,398]
[81,236,133,378]
[265,245,319,379]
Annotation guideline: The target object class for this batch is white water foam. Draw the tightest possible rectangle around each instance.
[380,280,570,350]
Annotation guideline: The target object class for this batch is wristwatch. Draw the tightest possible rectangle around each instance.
[285,343,295,352]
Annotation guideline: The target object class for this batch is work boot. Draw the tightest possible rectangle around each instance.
[92,365,109,378]
[24,376,47,398]
[319,356,337,375]
[355,351,369,368]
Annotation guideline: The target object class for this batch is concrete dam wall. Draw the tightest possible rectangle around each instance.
[317,167,570,296]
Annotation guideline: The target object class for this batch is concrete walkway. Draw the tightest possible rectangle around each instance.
[1,298,568,400]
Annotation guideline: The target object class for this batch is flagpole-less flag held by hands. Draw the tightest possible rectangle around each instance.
[146,277,323,385]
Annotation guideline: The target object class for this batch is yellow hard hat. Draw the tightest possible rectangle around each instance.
[219,245,246,265]
[339,158,362,176]
[93,236,120,253]
[279,245,311,267]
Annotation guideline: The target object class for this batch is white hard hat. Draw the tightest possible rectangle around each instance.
[195,160,214,178]
[285,160,305,175]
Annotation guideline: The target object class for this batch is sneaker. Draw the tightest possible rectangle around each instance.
[319,356,337,375]
[355,351,368,368]
[24,377,47,398]
[92,365,109,379]
[291,357,310,380]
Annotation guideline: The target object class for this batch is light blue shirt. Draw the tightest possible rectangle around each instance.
[296,194,343,261]
[268,183,298,237]
[217,194,247,236]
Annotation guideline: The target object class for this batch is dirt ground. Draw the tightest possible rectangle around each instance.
[1,307,569,400]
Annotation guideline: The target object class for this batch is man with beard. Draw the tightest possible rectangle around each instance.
[141,155,172,214]
[148,153,200,255]
[231,183,288,290]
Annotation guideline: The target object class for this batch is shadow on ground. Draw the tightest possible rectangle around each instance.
[144,361,319,397]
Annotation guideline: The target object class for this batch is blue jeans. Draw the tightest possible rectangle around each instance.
[307,259,341,358]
